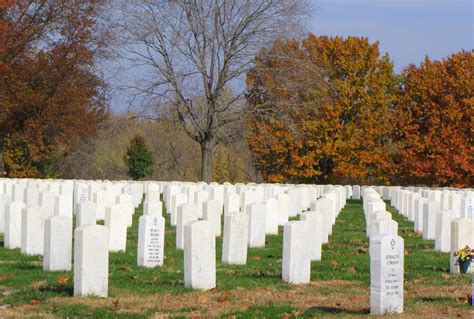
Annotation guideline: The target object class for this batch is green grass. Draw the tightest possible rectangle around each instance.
[0,199,471,318]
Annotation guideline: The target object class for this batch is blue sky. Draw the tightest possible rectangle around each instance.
[310,0,473,72]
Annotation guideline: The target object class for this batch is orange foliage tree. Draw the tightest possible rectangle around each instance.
[0,0,109,177]
[246,35,399,184]
[394,51,474,187]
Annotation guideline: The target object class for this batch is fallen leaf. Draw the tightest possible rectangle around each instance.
[346,267,357,273]
[0,273,14,282]
[116,266,132,272]
[55,276,69,284]
[30,299,40,305]
[1,290,13,296]
[217,291,230,302]
[252,256,261,261]
[0,304,11,310]
[330,260,338,269]
[31,280,47,290]
[197,295,209,303]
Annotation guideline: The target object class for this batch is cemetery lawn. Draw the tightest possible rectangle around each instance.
[0,200,472,318]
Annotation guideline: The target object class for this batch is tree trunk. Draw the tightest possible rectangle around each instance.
[200,139,213,183]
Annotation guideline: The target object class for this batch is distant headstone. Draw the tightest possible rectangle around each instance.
[300,211,323,261]
[282,221,311,284]
[75,201,97,227]
[184,220,216,290]
[137,215,165,267]
[222,212,249,265]
[265,198,279,235]
[202,199,223,237]
[4,201,25,249]
[450,218,474,274]
[370,234,404,315]
[104,205,127,252]
[422,201,440,240]
[21,206,45,255]
[176,203,199,249]
[247,203,266,248]
[224,193,240,215]
[43,215,72,271]
[143,200,162,216]
[74,225,109,297]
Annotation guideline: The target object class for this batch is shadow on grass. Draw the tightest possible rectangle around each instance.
[303,306,370,315]
[40,284,74,296]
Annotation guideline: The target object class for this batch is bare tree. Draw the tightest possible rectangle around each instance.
[120,0,311,182]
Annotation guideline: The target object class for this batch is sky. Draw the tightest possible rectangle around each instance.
[310,0,473,72]
[109,0,473,112]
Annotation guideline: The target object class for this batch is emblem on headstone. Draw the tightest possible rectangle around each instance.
[391,239,395,250]
[153,218,158,226]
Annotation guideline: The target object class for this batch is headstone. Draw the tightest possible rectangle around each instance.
[202,199,223,237]
[137,215,165,267]
[222,213,249,265]
[265,198,279,235]
[353,185,361,200]
[176,203,199,249]
[76,201,97,227]
[43,215,72,271]
[74,225,109,297]
[116,194,134,227]
[247,203,266,248]
[450,218,474,274]
[224,193,240,215]
[300,211,323,260]
[282,221,311,284]
[460,197,474,219]
[434,210,454,253]
[39,191,56,218]
[422,201,440,240]
[370,234,404,315]
[104,205,127,252]
[143,200,162,216]
[21,206,45,255]
[4,201,25,249]
[170,193,188,226]
[277,193,289,225]
[55,194,72,218]
[184,220,216,290]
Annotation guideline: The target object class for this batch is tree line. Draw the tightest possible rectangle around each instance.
[1,1,472,187]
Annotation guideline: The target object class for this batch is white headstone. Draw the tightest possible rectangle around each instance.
[370,234,404,315]
[422,201,440,240]
[222,213,249,265]
[43,215,72,271]
[176,203,199,249]
[265,198,279,235]
[105,205,127,252]
[143,200,162,216]
[137,215,165,267]
[450,218,474,274]
[300,211,323,261]
[247,203,266,248]
[76,201,97,227]
[74,225,109,297]
[21,206,45,255]
[224,193,240,215]
[282,221,311,284]
[184,220,216,290]
[4,201,25,249]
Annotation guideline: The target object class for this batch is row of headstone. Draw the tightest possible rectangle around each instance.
[136,182,349,289]
[389,187,474,274]
[363,187,404,315]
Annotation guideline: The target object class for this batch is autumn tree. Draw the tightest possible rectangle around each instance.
[124,135,154,180]
[120,0,310,182]
[394,51,474,187]
[0,0,110,177]
[246,35,399,184]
